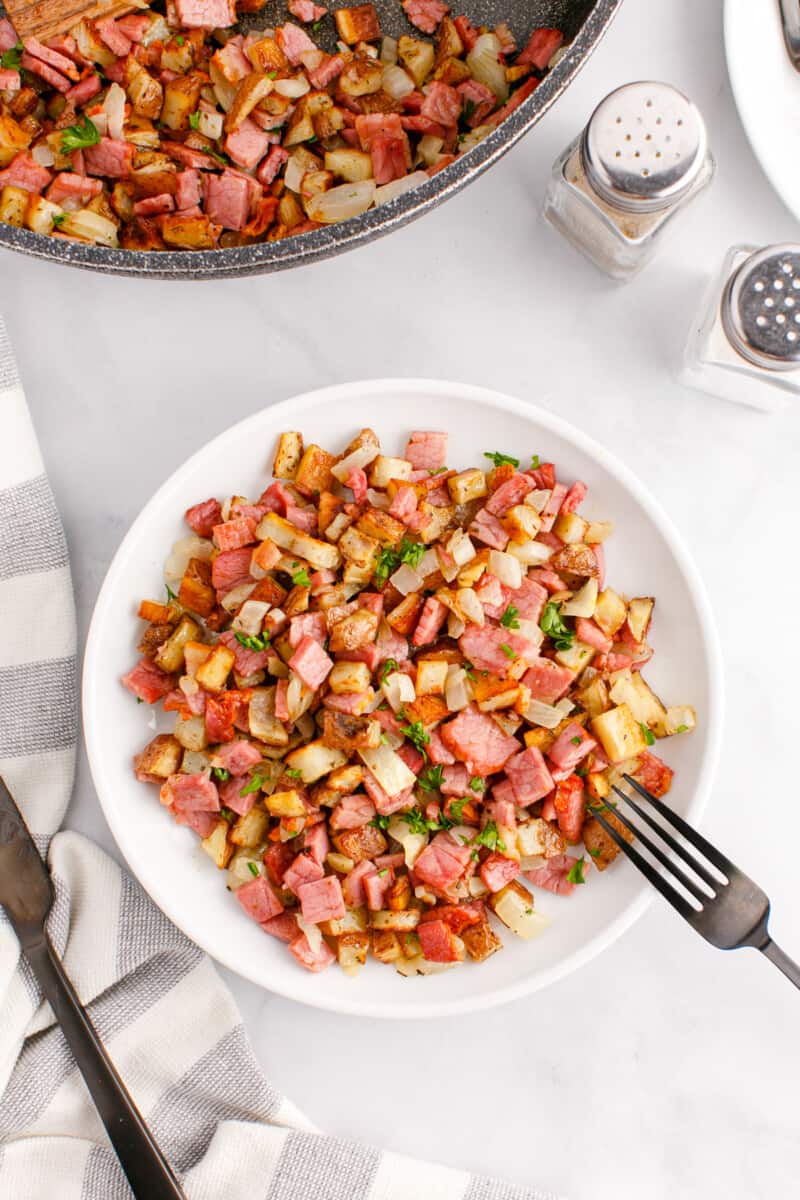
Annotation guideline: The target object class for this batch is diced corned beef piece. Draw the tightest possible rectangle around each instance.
[405,430,447,470]
[262,912,300,941]
[211,546,253,591]
[418,918,462,962]
[308,53,344,88]
[134,193,175,217]
[480,852,520,893]
[397,743,424,775]
[440,763,471,797]
[401,114,446,138]
[458,624,530,676]
[20,52,70,92]
[205,695,236,743]
[427,727,455,765]
[116,13,150,40]
[491,777,516,807]
[0,152,51,194]
[205,171,250,230]
[553,775,585,842]
[321,691,371,715]
[354,111,403,149]
[225,118,270,169]
[343,860,375,907]
[212,517,256,552]
[487,796,516,830]
[65,74,102,105]
[95,18,131,57]
[330,793,376,830]
[363,769,414,816]
[574,617,612,654]
[475,573,509,619]
[22,36,79,80]
[548,723,597,772]
[505,746,554,805]
[457,78,495,126]
[174,808,218,837]
[276,21,317,64]
[361,868,390,911]
[185,497,222,536]
[283,852,324,896]
[414,832,472,889]
[256,145,289,186]
[560,480,587,514]
[0,68,20,90]
[84,138,133,179]
[297,874,345,924]
[175,168,202,210]
[289,931,335,971]
[370,134,410,184]
[213,739,263,777]
[163,141,218,170]
[523,657,574,704]
[103,60,126,84]
[634,750,674,798]
[512,576,548,624]
[289,635,333,689]
[486,473,533,515]
[304,821,330,865]
[486,76,539,127]
[288,612,326,647]
[0,18,18,51]
[518,26,564,69]
[343,465,366,504]
[388,485,418,523]
[402,0,448,33]
[161,772,220,813]
[339,643,381,673]
[412,596,447,647]
[237,875,284,924]
[525,853,579,896]
[218,774,255,817]
[175,0,236,28]
[218,629,270,676]
[288,0,327,20]
[469,506,509,550]
[420,80,461,127]
[440,707,519,775]
[122,658,175,703]
[539,482,568,531]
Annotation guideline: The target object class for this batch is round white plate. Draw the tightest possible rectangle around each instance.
[725,0,800,223]
[83,379,723,1019]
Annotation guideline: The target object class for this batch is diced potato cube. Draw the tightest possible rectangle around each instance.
[285,738,348,783]
[0,116,30,169]
[461,911,502,961]
[161,214,216,250]
[265,789,305,817]
[294,443,336,495]
[554,640,595,672]
[335,4,381,44]
[575,675,609,719]
[160,74,202,131]
[248,689,289,747]
[337,931,370,974]
[256,513,341,571]
[627,597,654,643]
[371,928,403,962]
[230,805,270,848]
[0,185,28,226]
[590,703,648,763]
[415,658,448,696]
[273,431,303,480]
[327,764,364,792]
[179,558,215,618]
[154,614,201,673]
[201,819,233,868]
[553,512,588,544]
[226,71,274,132]
[328,660,371,694]
[356,507,406,545]
[593,588,627,637]
[586,771,610,801]
[324,147,373,181]
[585,520,613,544]
[135,733,182,778]
[608,670,668,736]
[339,58,384,96]
[503,504,541,542]
[195,643,235,692]
[398,35,435,86]
[561,578,598,619]
[371,909,421,931]
[339,525,380,570]
[174,714,208,751]
[665,705,696,736]
[25,196,64,236]
[489,880,548,940]
[370,455,412,487]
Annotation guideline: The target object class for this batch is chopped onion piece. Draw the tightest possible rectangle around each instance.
[521,697,566,729]
[286,672,315,722]
[457,587,484,626]
[381,669,416,712]
[416,549,440,578]
[561,578,598,618]
[31,143,55,167]
[466,33,508,102]
[488,550,523,589]
[164,534,213,581]
[525,489,551,513]
[380,35,398,63]
[388,815,427,867]
[417,134,443,166]
[457,123,492,154]
[274,74,310,98]
[365,488,389,509]
[389,562,423,595]
[306,180,376,224]
[284,152,307,193]
[374,171,428,206]
[516,618,543,648]
[331,442,380,482]
[447,611,465,639]
[297,914,322,953]
[445,665,470,711]
[103,82,126,141]
[507,540,553,566]
[381,63,415,99]
[436,546,459,583]
[220,580,256,612]
[359,744,416,796]
[198,109,223,140]
[447,529,475,566]
[231,599,271,635]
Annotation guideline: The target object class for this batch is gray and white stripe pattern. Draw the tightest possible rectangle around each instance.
[0,319,559,1200]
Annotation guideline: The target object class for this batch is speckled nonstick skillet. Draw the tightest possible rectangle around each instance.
[0,0,621,277]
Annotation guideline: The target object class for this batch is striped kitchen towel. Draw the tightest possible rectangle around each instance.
[0,317,558,1200]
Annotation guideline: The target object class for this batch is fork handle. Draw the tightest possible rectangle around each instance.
[760,938,800,991]
[25,936,186,1199]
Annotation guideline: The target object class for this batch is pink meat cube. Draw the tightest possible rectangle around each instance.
[523,657,574,704]
[297,874,346,924]
[236,875,284,924]
[504,746,555,806]
[175,0,236,28]
[283,852,324,895]
[547,723,597,773]
[289,931,335,971]
[440,706,519,775]
[289,634,333,689]
[404,430,447,470]
[413,832,471,889]
[212,739,263,777]
[363,869,392,911]
[122,658,175,703]
[480,852,521,893]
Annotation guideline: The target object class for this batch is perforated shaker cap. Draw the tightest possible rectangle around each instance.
[721,245,800,371]
[581,81,708,214]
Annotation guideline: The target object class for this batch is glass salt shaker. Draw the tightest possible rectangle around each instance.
[543,81,714,280]
[681,244,800,413]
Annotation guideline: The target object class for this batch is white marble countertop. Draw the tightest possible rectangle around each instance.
[3,0,799,1195]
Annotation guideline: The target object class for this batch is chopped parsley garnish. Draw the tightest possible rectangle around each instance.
[566,857,586,885]
[52,213,67,228]
[448,796,468,822]
[463,661,477,682]
[285,768,302,780]
[175,34,185,45]
[380,657,400,682]
[588,847,601,858]
[307,134,318,143]
[291,567,311,587]
[530,454,541,470]
[571,735,582,746]
[204,147,229,165]
[473,820,506,854]
[676,723,689,734]
[165,585,178,602]
[639,723,656,746]
[399,716,430,755]
[377,868,389,877]
[0,42,23,70]
[136,697,143,704]
[575,765,588,778]
[247,861,260,877]
[468,776,485,793]
[189,111,201,129]
[212,766,230,782]
[370,814,391,830]
[312,19,323,31]
[379,732,389,745]
[499,642,516,660]
[400,808,429,835]
[428,466,447,476]
[235,631,269,651]
[267,69,278,78]
[61,114,100,153]
[471,849,480,862]
[461,97,476,124]
[240,773,265,797]
[484,451,520,469]
[417,764,444,792]
[220,807,235,822]
[500,604,520,630]
[540,601,574,651]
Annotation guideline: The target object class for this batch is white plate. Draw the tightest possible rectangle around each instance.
[725,0,800,222]
[83,379,723,1019]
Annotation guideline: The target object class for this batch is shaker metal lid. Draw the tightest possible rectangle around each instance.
[581,81,708,213]
[722,244,800,371]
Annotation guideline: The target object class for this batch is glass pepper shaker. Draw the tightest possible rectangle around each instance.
[681,244,800,413]
[543,81,715,280]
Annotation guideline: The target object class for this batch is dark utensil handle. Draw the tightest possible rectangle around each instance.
[760,938,800,991]
[25,937,186,1199]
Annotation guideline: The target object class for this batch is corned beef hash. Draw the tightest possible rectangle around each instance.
[123,428,697,976]
[0,2,565,250]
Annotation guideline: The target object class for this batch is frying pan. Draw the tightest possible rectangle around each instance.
[0,0,621,277]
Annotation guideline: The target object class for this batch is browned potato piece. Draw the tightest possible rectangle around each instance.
[125,61,164,120]
[273,432,303,480]
[225,71,274,132]
[0,186,27,226]
[335,3,381,44]
[201,820,233,869]
[583,809,633,870]
[371,928,403,963]
[294,444,336,496]
[160,74,202,131]
[320,710,381,752]
[551,543,600,578]
[461,910,502,962]
[134,733,182,779]
[591,703,648,763]
[386,593,424,636]
[333,823,387,864]
[195,643,236,692]
[246,37,289,73]
[328,608,379,652]
[0,115,30,168]
[403,694,449,726]
[179,557,216,617]
[338,931,370,973]
[339,58,383,96]
[161,214,216,250]
[154,614,201,673]
[356,508,406,545]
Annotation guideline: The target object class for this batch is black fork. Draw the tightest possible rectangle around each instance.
[589,775,800,990]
